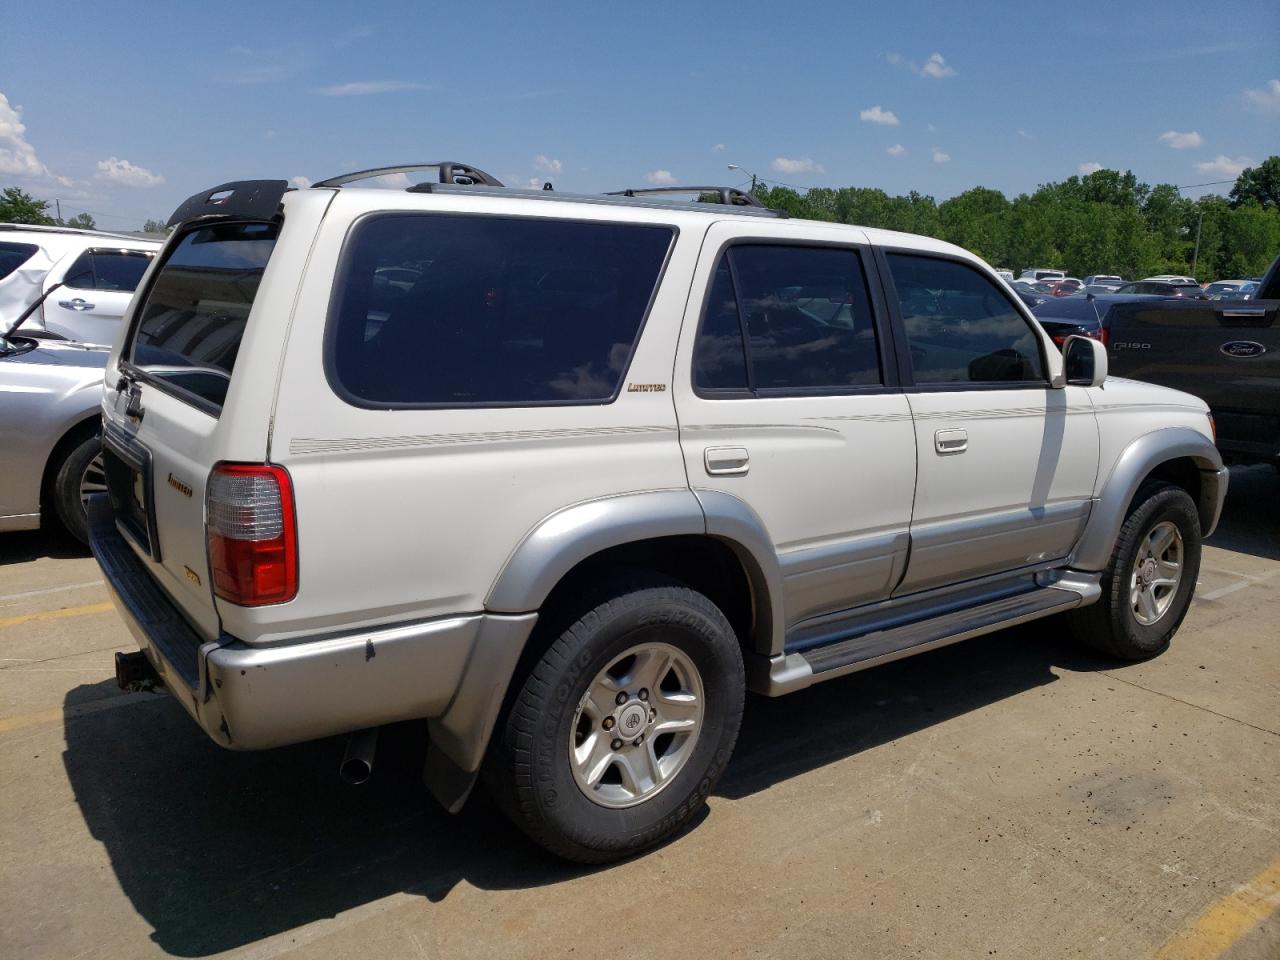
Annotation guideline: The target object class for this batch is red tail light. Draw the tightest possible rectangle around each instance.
[206,464,298,605]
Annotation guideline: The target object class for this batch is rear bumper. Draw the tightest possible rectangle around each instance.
[87,496,535,760]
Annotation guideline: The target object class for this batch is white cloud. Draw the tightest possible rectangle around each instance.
[888,51,957,79]
[290,176,312,189]
[859,105,899,125]
[265,129,277,139]
[0,92,47,178]
[95,157,164,187]
[1018,129,1034,140]
[1078,161,1104,175]
[887,144,906,158]
[533,154,563,174]
[525,177,544,189]
[920,53,956,79]
[645,169,677,185]
[771,157,824,175]
[712,143,726,153]
[367,172,412,188]
[1243,78,1280,114]
[315,80,426,96]
[931,148,950,164]
[1194,154,1256,178]
[1158,130,1203,149]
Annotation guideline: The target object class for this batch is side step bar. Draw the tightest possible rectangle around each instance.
[757,575,1099,696]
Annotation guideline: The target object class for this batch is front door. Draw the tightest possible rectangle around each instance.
[674,223,918,628]
[880,250,1099,595]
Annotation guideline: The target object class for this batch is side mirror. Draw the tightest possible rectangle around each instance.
[1063,335,1107,388]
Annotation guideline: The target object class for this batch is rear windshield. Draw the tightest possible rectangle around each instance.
[127,221,278,413]
[0,241,38,281]
[327,214,674,407]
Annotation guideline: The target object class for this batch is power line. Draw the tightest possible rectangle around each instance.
[1175,179,1235,191]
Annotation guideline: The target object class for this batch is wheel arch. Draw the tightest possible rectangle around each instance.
[485,489,785,656]
[1073,427,1226,571]
[39,413,102,517]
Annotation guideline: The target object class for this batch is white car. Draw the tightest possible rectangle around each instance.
[1018,268,1066,282]
[0,224,160,344]
[92,166,1226,864]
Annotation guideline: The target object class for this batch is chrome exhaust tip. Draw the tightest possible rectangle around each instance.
[339,727,379,785]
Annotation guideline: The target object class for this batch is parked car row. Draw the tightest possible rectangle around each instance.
[1005,266,1262,302]
[0,224,160,543]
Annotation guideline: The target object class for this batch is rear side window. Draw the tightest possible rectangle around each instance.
[328,214,674,406]
[887,253,1045,385]
[63,250,153,291]
[693,244,882,394]
[0,241,38,281]
[128,221,278,412]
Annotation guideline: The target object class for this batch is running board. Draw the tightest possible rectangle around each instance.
[755,575,1099,696]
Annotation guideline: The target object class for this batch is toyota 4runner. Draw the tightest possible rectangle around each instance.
[90,164,1227,862]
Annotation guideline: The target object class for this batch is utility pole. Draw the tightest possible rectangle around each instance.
[727,164,760,195]
[55,198,61,223]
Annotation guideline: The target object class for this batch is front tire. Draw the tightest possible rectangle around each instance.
[1067,481,1201,660]
[488,577,745,863]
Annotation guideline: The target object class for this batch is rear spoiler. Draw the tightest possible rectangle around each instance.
[167,180,290,228]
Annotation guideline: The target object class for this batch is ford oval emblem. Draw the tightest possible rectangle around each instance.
[1220,340,1266,358]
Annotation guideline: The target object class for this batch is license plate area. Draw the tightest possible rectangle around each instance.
[102,424,161,561]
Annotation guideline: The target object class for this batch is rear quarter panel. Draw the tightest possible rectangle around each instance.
[234,191,706,644]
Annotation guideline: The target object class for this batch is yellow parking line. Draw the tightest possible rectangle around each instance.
[1153,856,1280,959]
[0,693,162,735]
[0,601,115,631]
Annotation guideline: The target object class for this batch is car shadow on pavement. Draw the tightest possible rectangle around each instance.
[1205,464,1280,561]
[60,619,1107,957]
[0,528,89,565]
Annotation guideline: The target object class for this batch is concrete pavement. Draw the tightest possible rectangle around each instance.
[1,466,1277,959]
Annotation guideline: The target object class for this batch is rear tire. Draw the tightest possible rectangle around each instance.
[486,576,745,863]
[50,433,104,545]
[1067,481,1201,660]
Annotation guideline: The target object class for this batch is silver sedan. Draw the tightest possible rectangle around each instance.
[0,332,108,544]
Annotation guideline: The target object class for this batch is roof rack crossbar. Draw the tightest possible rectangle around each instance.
[314,162,504,189]
[604,186,767,208]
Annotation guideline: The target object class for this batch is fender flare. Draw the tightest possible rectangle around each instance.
[1072,427,1226,571]
[485,487,786,652]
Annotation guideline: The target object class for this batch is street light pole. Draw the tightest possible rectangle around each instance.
[727,164,759,193]
[1191,210,1203,279]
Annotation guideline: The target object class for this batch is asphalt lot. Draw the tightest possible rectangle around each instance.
[1,467,1277,960]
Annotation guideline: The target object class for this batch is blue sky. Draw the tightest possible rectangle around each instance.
[1,0,1277,230]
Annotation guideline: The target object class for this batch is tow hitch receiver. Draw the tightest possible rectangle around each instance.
[115,651,160,692]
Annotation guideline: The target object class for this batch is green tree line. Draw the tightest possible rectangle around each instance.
[753,155,1280,281]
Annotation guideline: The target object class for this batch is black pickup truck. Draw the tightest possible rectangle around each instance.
[1105,255,1280,467]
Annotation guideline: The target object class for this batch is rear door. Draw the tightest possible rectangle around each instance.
[42,247,155,344]
[673,222,918,626]
[881,250,1099,594]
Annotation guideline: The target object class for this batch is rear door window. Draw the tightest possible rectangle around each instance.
[127,221,278,413]
[0,241,38,281]
[887,253,1046,385]
[327,214,674,407]
[693,244,882,394]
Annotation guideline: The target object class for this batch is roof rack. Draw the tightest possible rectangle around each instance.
[0,222,152,243]
[314,162,503,189]
[605,186,767,208]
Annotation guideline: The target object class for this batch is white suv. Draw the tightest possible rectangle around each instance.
[0,224,160,344]
[91,165,1227,863]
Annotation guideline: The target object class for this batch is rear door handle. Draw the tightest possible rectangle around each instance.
[934,428,968,454]
[704,446,749,476]
[58,298,95,311]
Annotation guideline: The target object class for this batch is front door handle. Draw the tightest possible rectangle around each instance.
[704,446,749,476]
[58,298,95,311]
[934,428,968,455]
